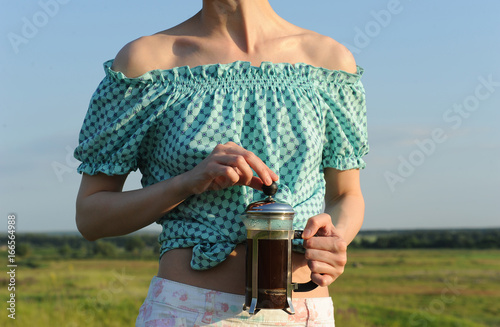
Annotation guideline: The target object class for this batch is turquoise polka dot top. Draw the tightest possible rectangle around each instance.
[74,59,369,270]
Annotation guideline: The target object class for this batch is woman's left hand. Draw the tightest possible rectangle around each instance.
[302,213,348,287]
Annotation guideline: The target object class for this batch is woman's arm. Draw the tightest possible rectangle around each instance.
[323,168,365,245]
[75,172,190,241]
[76,142,278,241]
[302,168,365,286]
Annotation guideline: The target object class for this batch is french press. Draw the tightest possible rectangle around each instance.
[241,182,318,315]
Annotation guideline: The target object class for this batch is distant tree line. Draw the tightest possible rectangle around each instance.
[350,228,500,249]
[0,229,499,261]
[0,232,160,260]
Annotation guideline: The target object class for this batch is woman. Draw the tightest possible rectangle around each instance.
[74,0,368,325]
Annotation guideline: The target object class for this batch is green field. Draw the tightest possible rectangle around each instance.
[2,249,499,326]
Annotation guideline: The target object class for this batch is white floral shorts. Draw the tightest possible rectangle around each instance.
[136,276,335,326]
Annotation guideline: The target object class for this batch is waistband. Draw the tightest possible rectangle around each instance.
[141,276,335,325]
[146,276,245,314]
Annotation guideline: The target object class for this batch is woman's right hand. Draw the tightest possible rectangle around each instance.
[182,142,279,195]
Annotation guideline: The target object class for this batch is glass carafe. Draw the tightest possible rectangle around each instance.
[241,183,317,314]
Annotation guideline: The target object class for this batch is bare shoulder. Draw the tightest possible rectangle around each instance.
[299,32,357,73]
[112,34,176,78]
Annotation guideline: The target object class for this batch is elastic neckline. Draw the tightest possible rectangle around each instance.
[102,59,364,86]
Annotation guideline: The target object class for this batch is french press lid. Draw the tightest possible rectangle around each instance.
[244,182,294,217]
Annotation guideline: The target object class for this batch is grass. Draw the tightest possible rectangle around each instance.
[332,249,500,326]
[1,259,158,326]
[1,249,499,326]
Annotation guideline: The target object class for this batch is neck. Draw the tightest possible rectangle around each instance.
[199,0,283,53]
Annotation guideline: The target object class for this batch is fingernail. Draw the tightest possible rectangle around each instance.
[302,229,312,239]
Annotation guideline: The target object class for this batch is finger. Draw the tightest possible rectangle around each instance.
[302,214,333,239]
[310,272,335,287]
[307,259,338,277]
[245,152,278,186]
[210,164,241,187]
[304,236,347,253]
[220,143,278,186]
[304,247,336,264]
[305,248,347,274]
[308,258,345,286]
[215,154,254,186]
[247,176,266,191]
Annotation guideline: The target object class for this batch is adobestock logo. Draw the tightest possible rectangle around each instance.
[8,0,71,54]
[52,145,79,183]
[408,275,467,327]
[384,74,500,192]
[344,0,408,54]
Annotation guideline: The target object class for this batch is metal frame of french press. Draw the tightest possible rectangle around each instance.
[245,227,296,315]
[243,182,318,315]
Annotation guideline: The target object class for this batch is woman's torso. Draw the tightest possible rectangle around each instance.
[115,21,354,298]
[157,244,330,297]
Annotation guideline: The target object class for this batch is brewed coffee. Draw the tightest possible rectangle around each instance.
[242,182,318,314]
[245,239,288,309]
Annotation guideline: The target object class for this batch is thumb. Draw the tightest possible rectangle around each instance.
[302,213,332,239]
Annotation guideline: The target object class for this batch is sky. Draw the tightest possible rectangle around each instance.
[1,0,499,234]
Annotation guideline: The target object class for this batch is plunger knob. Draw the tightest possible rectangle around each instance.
[262,181,278,197]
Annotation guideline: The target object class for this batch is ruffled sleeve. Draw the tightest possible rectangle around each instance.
[317,66,369,170]
[74,60,171,175]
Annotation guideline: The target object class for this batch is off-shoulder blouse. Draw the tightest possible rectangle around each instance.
[74,60,369,270]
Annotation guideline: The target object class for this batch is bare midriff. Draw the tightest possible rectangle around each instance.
[157,244,329,298]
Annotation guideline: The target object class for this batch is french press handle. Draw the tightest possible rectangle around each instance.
[292,230,320,293]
